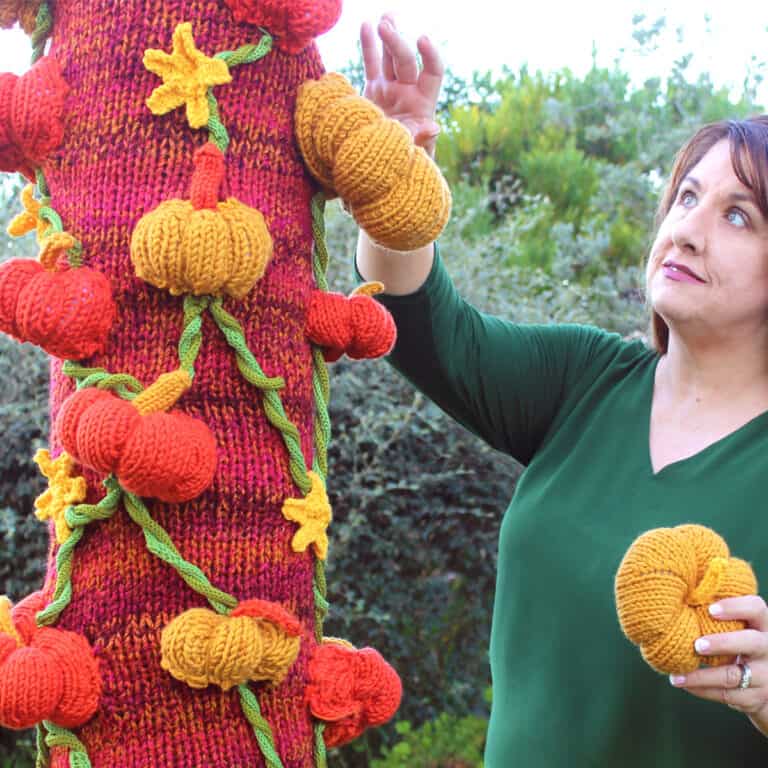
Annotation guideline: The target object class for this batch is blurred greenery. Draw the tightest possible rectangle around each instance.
[1,12,766,767]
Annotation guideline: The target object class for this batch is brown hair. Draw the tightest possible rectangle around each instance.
[650,115,768,353]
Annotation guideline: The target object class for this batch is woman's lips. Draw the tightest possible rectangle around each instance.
[662,263,704,284]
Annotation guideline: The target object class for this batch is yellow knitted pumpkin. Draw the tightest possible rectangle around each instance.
[160,599,302,690]
[130,142,273,298]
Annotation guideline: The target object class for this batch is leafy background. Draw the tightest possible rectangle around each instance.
[1,15,764,767]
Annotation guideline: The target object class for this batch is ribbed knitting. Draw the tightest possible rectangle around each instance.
[615,524,757,675]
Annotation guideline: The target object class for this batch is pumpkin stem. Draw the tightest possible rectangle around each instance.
[190,142,226,210]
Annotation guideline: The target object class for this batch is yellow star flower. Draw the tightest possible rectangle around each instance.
[7,184,48,242]
[144,22,232,129]
[281,471,332,560]
[33,449,87,545]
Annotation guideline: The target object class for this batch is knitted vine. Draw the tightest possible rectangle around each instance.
[0,2,452,765]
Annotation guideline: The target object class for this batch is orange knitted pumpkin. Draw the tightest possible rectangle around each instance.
[615,524,758,675]
[0,56,69,179]
[306,290,396,363]
[0,595,101,730]
[56,387,218,502]
[221,0,342,53]
[306,640,402,748]
[0,259,115,359]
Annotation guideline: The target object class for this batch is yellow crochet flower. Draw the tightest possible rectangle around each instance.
[281,471,332,560]
[33,449,87,544]
[144,22,232,129]
[7,184,47,241]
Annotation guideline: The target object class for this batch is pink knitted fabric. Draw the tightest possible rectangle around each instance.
[39,1,327,764]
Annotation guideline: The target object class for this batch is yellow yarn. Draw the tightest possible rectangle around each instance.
[130,197,273,298]
[7,184,47,241]
[281,471,332,560]
[0,596,22,647]
[615,524,757,675]
[38,232,77,271]
[351,281,385,298]
[294,72,451,251]
[33,449,88,545]
[143,22,232,129]
[132,369,192,415]
[160,607,301,690]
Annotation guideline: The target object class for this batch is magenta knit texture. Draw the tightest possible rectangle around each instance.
[42,1,325,765]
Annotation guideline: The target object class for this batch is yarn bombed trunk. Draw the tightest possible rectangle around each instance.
[42,1,322,765]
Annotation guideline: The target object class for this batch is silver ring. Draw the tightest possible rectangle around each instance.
[738,662,752,690]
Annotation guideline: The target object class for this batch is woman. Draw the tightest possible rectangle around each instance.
[356,15,768,766]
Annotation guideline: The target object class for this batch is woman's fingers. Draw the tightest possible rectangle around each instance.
[416,35,444,104]
[378,17,418,83]
[360,21,381,82]
[711,596,768,631]
[378,17,397,81]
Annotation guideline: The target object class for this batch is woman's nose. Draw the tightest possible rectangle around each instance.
[671,204,707,254]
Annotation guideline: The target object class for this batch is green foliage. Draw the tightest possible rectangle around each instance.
[371,709,488,768]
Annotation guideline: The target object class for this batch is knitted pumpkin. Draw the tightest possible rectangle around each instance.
[55,387,217,502]
[615,524,758,675]
[295,72,452,251]
[0,55,68,179]
[131,142,273,298]
[306,639,402,748]
[161,599,302,690]
[0,595,100,730]
[0,258,115,359]
[306,288,396,363]
[221,0,342,54]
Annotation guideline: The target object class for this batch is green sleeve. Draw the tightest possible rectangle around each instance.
[365,247,629,464]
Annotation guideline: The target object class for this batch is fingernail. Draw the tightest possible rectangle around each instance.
[695,638,710,653]
[669,674,686,686]
[709,603,723,616]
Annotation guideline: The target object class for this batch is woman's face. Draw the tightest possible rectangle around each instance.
[646,139,768,345]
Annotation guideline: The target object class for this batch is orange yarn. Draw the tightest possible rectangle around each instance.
[130,143,273,299]
[306,290,396,363]
[0,594,101,730]
[306,639,402,748]
[0,258,116,360]
[160,600,302,690]
[0,0,42,34]
[615,524,758,675]
[0,56,69,179]
[295,72,451,251]
[55,387,218,502]
[221,0,342,54]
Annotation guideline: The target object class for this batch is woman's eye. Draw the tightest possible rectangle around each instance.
[679,190,696,207]
[727,208,748,228]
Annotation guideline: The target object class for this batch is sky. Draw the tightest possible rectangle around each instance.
[0,3,767,103]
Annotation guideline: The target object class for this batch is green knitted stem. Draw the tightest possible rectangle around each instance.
[35,477,122,627]
[180,295,210,376]
[313,559,329,641]
[35,168,49,198]
[206,92,230,152]
[41,722,91,768]
[310,195,330,292]
[122,491,237,614]
[237,685,285,768]
[216,35,273,68]
[313,723,328,768]
[30,2,52,64]
[208,300,312,496]
[62,362,144,399]
[35,724,49,768]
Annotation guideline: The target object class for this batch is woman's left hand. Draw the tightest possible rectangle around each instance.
[669,596,768,736]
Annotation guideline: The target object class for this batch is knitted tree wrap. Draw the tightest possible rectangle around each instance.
[36,1,329,764]
[615,524,757,675]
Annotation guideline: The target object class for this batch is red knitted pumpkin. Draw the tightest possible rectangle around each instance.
[306,290,396,363]
[0,259,116,359]
[306,642,402,748]
[0,593,100,731]
[0,56,69,179]
[222,0,342,53]
[56,388,218,502]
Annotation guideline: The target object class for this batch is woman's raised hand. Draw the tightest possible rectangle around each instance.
[360,15,444,157]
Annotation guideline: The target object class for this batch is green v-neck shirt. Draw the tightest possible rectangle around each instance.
[365,249,768,766]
